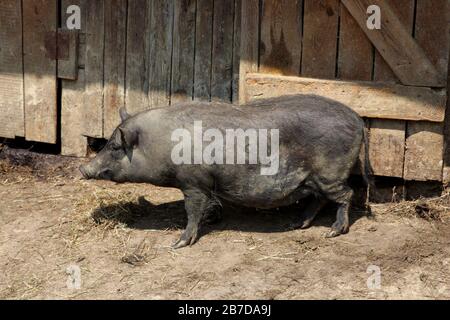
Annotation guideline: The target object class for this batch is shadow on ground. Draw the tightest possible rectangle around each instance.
[91,192,372,238]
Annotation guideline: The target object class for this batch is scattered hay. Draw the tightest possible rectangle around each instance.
[373,190,450,221]
[73,187,149,232]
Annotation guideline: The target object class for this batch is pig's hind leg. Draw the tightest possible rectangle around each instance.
[323,184,353,238]
[173,188,220,249]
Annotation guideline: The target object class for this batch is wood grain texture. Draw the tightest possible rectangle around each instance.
[369,0,414,178]
[369,121,405,178]
[211,0,235,102]
[244,73,447,122]
[149,0,174,108]
[238,0,260,104]
[373,0,414,83]
[404,0,449,181]
[341,0,445,87]
[232,0,242,103]
[193,0,213,101]
[0,0,24,139]
[23,0,58,144]
[337,3,372,81]
[84,0,104,138]
[57,29,79,80]
[61,69,87,157]
[126,0,151,114]
[260,0,303,76]
[60,0,87,156]
[301,0,339,79]
[171,0,196,104]
[404,123,444,181]
[103,0,127,138]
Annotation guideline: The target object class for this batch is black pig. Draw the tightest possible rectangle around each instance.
[80,95,372,249]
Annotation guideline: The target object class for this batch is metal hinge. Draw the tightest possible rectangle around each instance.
[45,29,79,80]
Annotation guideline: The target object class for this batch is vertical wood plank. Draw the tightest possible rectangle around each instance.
[149,0,174,108]
[337,3,372,81]
[211,0,235,102]
[23,0,58,144]
[301,0,339,79]
[0,0,24,139]
[259,0,303,76]
[335,1,372,177]
[405,0,449,181]
[103,0,127,138]
[231,0,241,103]
[370,0,414,178]
[238,0,260,104]
[444,47,450,183]
[193,0,213,101]
[61,0,87,157]
[125,0,151,114]
[84,0,104,138]
[61,69,87,156]
[171,0,196,104]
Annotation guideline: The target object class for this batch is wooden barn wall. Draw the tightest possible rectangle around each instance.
[240,0,450,183]
[60,0,241,156]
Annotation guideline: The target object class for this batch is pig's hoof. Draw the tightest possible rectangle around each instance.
[172,239,190,249]
[290,219,312,230]
[325,223,349,238]
[172,229,199,249]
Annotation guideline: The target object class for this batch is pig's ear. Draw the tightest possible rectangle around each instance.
[119,107,130,122]
[118,127,138,151]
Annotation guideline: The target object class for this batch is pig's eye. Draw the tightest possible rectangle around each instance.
[111,144,123,151]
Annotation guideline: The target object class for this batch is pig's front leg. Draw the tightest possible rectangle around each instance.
[172,188,214,249]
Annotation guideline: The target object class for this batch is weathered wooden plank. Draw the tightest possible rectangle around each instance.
[373,0,414,83]
[103,0,127,138]
[171,0,196,104]
[404,124,444,181]
[231,0,242,103]
[301,0,339,79]
[193,0,213,101]
[125,0,151,114]
[260,0,303,76]
[405,0,449,182]
[0,0,24,139]
[415,0,450,80]
[211,0,235,102]
[57,29,79,80]
[238,0,259,104]
[244,73,447,122]
[444,50,450,183]
[341,0,445,87]
[336,2,373,177]
[337,3,372,81]
[369,121,405,178]
[370,0,414,178]
[61,69,87,157]
[149,0,174,108]
[84,0,104,138]
[23,0,58,144]
[60,0,87,157]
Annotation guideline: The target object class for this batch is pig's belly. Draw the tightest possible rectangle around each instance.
[215,167,314,209]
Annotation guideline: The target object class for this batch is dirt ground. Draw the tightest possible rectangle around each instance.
[1,146,450,300]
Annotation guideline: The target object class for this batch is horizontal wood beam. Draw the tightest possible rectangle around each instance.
[341,0,446,88]
[244,73,447,122]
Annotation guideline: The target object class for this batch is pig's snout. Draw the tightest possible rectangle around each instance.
[79,165,92,180]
